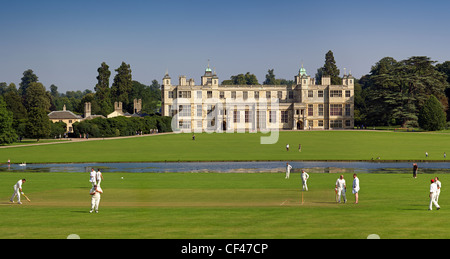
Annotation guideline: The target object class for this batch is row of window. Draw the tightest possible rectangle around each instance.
[168,90,352,99]
[170,104,352,123]
[178,119,352,129]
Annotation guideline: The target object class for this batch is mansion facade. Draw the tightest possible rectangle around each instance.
[161,65,354,132]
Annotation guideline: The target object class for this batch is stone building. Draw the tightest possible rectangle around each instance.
[161,64,354,132]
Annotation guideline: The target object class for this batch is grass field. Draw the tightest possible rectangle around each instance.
[0,171,448,239]
[1,130,450,163]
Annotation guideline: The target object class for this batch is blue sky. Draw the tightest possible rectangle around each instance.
[1,0,449,92]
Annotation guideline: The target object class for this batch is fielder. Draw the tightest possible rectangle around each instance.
[352,173,360,204]
[285,163,292,179]
[429,179,440,210]
[435,177,441,203]
[90,168,97,187]
[335,175,347,203]
[90,184,103,213]
[301,170,309,191]
[10,179,26,204]
[96,168,104,187]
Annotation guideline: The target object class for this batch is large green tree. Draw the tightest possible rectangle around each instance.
[418,95,446,131]
[111,62,133,111]
[320,50,341,85]
[94,62,113,116]
[361,56,449,126]
[0,96,17,144]
[24,82,51,140]
[18,69,38,96]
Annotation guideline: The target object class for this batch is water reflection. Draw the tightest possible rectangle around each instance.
[1,161,450,174]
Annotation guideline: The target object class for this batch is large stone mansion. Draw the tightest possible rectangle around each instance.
[161,64,354,132]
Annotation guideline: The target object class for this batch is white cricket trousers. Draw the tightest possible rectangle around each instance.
[302,180,308,191]
[10,187,21,203]
[429,193,440,210]
[91,193,101,212]
[337,188,346,203]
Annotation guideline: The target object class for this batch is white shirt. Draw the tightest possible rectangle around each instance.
[286,164,292,173]
[336,178,346,189]
[352,177,360,191]
[436,180,442,190]
[96,171,102,182]
[90,186,103,198]
[430,183,438,193]
[90,170,96,182]
[14,179,23,190]
[301,172,309,181]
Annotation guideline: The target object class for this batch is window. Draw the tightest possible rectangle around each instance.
[178,91,191,98]
[330,104,342,116]
[330,90,342,97]
[345,90,351,98]
[207,91,212,98]
[330,120,342,128]
[277,91,282,99]
[345,120,351,127]
[281,111,288,123]
[266,91,271,99]
[318,90,324,98]
[197,105,202,117]
[233,110,240,123]
[245,109,252,123]
[288,90,294,99]
[308,104,313,116]
[269,111,277,123]
[318,120,324,127]
[169,91,174,98]
[318,104,324,116]
[345,104,351,116]
[179,105,191,117]
[196,91,202,99]
[254,91,259,99]
[197,121,202,128]
[243,91,248,100]
[231,91,236,99]
[178,120,191,129]
[220,91,224,99]
[308,90,313,98]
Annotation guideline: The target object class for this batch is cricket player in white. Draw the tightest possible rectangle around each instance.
[90,184,103,213]
[301,170,309,191]
[90,168,97,187]
[435,177,441,203]
[429,179,440,210]
[285,163,292,179]
[352,174,360,204]
[10,179,26,204]
[335,175,347,203]
[96,169,104,187]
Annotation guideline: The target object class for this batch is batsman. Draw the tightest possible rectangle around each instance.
[10,179,26,204]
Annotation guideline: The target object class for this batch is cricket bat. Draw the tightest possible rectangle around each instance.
[22,193,31,202]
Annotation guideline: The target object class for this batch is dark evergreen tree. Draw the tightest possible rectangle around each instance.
[418,95,446,131]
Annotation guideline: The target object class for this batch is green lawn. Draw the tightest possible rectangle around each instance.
[1,131,450,163]
[0,171,447,239]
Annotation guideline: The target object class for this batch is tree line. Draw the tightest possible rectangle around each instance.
[0,62,168,144]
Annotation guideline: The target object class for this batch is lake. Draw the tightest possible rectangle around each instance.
[2,161,450,174]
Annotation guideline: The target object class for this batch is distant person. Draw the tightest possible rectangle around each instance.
[90,184,103,213]
[301,170,309,191]
[286,144,289,151]
[429,179,440,211]
[10,179,26,204]
[425,152,428,158]
[413,163,418,178]
[285,163,292,179]
[444,152,446,159]
[435,177,442,203]
[335,175,347,203]
[298,144,302,152]
[192,134,195,140]
[352,174,360,204]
